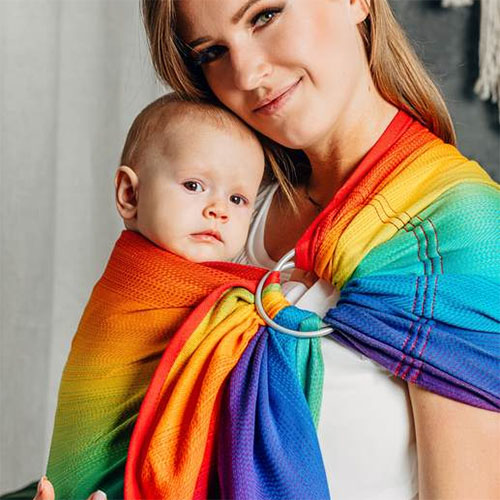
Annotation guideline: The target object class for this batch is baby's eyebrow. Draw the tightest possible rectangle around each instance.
[174,166,210,177]
[232,185,254,197]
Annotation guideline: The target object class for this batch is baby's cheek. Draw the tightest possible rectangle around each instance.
[237,217,253,247]
[222,227,245,261]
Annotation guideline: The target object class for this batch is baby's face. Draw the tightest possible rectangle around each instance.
[136,118,265,262]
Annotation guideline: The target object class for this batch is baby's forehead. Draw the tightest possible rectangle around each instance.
[143,106,264,187]
[148,104,257,155]
[154,112,258,156]
[161,103,255,140]
[157,126,262,177]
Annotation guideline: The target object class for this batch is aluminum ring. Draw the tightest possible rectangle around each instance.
[254,249,334,338]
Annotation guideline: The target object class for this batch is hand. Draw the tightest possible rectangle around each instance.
[289,269,318,288]
[34,477,107,500]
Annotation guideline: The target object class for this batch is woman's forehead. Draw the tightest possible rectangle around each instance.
[177,0,268,42]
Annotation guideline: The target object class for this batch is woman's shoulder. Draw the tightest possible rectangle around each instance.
[419,148,499,235]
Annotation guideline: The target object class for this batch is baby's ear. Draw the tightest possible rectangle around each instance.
[115,166,139,221]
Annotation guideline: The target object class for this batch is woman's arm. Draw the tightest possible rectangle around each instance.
[409,384,500,499]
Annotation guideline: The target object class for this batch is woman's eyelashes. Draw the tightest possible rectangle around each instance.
[250,7,283,29]
[191,5,284,66]
[192,45,227,66]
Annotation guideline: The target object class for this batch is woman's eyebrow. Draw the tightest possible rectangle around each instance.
[188,0,264,48]
[231,0,264,23]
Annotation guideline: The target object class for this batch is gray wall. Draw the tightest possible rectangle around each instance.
[390,0,499,181]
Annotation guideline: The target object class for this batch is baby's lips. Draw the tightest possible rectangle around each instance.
[191,229,223,242]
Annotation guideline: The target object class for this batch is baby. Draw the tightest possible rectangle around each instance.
[44,94,273,498]
[40,94,317,500]
[114,93,266,261]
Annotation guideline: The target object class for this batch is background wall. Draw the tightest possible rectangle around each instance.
[0,1,163,492]
[391,0,499,176]
[1,0,498,494]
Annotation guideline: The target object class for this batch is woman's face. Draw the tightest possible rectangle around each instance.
[178,0,370,151]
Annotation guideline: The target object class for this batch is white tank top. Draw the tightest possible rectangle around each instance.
[235,183,418,500]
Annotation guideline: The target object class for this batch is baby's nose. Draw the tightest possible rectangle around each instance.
[203,200,229,222]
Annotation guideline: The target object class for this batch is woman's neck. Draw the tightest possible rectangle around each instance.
[303,97,398,207]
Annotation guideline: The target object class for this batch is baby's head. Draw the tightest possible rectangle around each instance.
[115,94,265,262]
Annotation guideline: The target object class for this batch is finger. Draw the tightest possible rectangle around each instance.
[87,490,107,500]
[33,477,55,500]
[303,272,318,288]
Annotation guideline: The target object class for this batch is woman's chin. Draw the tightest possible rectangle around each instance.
[266,126,324,151]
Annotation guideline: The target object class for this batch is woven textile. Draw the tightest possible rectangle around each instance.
[295,113,500,411]
[46,232,327,499]
[46,112,499,499]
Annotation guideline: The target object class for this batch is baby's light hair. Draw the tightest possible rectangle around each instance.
[120,93,258,169]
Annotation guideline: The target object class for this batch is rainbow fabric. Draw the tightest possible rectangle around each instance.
[46,233,328,499]
[295,112,500,410]
[43,112,499,500]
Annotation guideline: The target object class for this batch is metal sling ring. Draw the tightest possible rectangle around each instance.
[254,249,335,338]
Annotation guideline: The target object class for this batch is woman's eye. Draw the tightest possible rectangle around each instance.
[183,181,204,192]
[251,8,282,29]
[193,45,227,66]
[229,194,247,206]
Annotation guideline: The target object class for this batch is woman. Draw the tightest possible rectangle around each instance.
[35,0,499,498]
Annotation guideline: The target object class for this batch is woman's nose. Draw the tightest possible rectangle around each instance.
[203,200,229,222]
[230,44,271,91]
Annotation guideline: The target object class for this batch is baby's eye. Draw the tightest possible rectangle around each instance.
[183,181,204,192]
[229,194,248,206]
[251,8,282,29]
[192,45,227,66]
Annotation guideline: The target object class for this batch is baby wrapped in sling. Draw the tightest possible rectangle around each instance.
[47,96,500,500]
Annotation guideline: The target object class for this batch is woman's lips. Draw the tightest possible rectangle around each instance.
[253,78,302,116]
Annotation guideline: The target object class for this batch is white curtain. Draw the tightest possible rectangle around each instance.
[0,1,164,492]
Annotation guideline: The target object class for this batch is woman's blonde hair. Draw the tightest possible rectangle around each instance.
[141,0,456,181]
[357,0,455,144]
